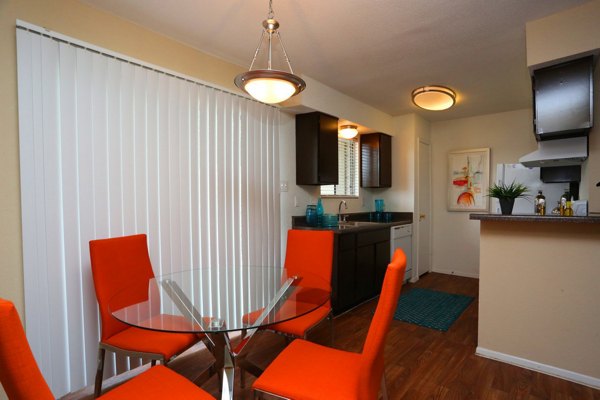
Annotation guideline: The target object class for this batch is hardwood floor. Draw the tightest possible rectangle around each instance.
[63,273,600,400]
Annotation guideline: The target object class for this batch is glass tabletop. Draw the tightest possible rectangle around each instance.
[109,266,330,334]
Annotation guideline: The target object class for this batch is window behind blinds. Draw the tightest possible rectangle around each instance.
[321,138,359,197]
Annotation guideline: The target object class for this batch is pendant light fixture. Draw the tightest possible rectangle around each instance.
[411,85,456,111]
[234,0,306,104]
[339,125,358,139]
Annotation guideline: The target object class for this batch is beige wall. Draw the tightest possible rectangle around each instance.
[286,75,394,135]
[526,0,600,213]
[526,0,600,69]
[478,220,600,383]
[430,109,537,277]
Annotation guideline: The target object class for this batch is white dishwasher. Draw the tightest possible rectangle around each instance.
[391,224,412,281]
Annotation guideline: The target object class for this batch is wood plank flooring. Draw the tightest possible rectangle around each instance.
[63,273,600,400]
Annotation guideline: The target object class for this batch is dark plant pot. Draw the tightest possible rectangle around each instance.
[499,198,515,215]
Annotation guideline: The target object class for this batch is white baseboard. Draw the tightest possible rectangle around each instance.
[476,347,600,389]
[431,268,479,279]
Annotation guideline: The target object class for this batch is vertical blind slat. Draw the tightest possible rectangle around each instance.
[59,41,87,390]
[42,35,70,394]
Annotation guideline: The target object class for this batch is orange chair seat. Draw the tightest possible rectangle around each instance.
[253,339,363,400]
[99,365,214,399]
[268,304,330,337]
[243,300,330,337]
[105,325,198,359]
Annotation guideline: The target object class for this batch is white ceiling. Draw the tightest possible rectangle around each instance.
[81,0,590,122]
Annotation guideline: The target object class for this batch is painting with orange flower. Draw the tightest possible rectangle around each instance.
[447,148,490,211]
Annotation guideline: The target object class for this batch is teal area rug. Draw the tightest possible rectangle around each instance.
[394,288,474,331]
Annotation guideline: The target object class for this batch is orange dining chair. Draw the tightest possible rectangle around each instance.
[269,229,335,339]
[242,229,334,340]
[0,298,215,400]
[252,249,407,400]
[239,229,334,387]
[90,234,206,397]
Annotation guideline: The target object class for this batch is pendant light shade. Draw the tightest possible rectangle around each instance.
[235,71,304,104]
[235,1,306,104]
[339,125,358,139]
[412,85,456,111]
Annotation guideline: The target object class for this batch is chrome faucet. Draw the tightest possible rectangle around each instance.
[338,200,348,223]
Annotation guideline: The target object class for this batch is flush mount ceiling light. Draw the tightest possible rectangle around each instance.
[411,85,456,111]
[339,125,358,139]
[234,0,306,104]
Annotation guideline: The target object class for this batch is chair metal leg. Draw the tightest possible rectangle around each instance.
[94,347,106,398]
[380,373,388,400]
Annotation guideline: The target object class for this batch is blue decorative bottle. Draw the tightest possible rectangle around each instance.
[316,198,324,227]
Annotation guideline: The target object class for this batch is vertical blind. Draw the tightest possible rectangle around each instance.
[16,22,280,397]
[321,138,359,196]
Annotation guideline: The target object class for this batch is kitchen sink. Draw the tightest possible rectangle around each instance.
[336,221,381,229]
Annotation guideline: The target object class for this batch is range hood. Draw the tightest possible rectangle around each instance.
[519,136,588,168]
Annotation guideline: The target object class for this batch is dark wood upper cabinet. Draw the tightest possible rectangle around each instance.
[296,112,339,185]
[360,132,392,188]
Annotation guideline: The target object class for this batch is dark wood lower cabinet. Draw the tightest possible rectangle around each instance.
[332,228,391,315]
[336,247,356,312]
[356,245,375,302]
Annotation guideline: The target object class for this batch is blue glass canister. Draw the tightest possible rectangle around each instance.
[306,205,318,227]
[374,199,385,222]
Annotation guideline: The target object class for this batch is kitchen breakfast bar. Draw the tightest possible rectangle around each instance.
[470,214,600,388]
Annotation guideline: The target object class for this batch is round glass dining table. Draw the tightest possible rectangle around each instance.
[109,266,330,400]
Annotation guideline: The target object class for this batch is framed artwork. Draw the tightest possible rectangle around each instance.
[447,148,490,211]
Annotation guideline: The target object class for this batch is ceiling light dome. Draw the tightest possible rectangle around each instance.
[412,85,456,111]
[234,1,306,104]
[236,71,304,104]
[339,125,358,139]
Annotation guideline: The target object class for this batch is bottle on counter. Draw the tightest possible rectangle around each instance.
[316,197,324,226]
[564,200,574,217]
[534,190,546,215]
[559,191,570,216]
[551,201,561,215]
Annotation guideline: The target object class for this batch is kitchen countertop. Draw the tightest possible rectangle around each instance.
[470,213,600,224]
[292,212,413,233]
[293,220,412,233]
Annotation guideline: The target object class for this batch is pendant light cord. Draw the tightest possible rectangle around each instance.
[268,0,274,18]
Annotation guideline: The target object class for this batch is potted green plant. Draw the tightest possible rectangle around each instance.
[487,181,529,215]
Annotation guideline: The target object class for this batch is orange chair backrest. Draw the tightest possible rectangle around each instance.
[90,234,155,342]
[0,299,54,400]
[359,249,406,399]
[284,229,334,291]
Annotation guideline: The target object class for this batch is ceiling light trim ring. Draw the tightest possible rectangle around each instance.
[235,70,306,93]
[411,85,456,111]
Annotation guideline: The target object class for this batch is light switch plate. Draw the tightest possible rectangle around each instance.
[280,181,288,192]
